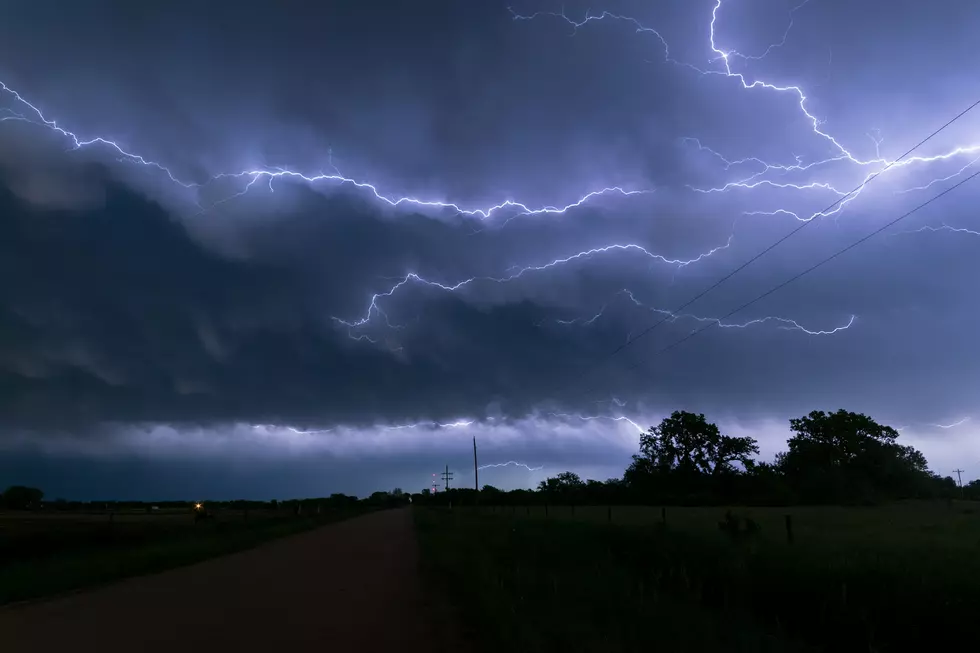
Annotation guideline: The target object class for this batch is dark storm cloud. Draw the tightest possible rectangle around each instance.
[2,0,980,494]
[0,179,589,430]
[2,165,977,434]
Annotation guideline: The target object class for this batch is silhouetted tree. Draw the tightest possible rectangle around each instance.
[964,479,980,500]
[777,409,934,503]
[407,408,956,509]
[537,471,585,493]
[624,412,758,503]
[3,485,44,510]
[538,472,586,504]
[481,485,503,503]
[634,411,758,475]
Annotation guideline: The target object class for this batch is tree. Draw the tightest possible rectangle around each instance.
[634,411,758,476]
[965,479,980,500]
[623,412,759,503]
[536,472,586,503]
[3,485,43,510]
[778,409,932,503]
[785,409,900,464]
[537,471,585,493]
[481,485,503,501]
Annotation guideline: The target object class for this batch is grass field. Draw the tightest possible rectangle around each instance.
[484,501,980,549]
[0,507,364,605]
[416,503,980,652]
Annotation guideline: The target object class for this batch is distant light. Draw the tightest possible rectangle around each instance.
[195,503,202,509]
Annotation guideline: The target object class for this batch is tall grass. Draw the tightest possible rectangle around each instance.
[416,506,980,652]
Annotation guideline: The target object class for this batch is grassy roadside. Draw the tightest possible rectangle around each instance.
[0,509,366,606]
[415,507,980,653]
[415,508,814,653]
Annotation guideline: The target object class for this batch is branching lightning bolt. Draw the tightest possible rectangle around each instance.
[5,0,977,360]
[478,461,544,472]
[930,417,970,429]
[13,0,973,230]
[891,223,980,238]
[547,411,646,433]
[251,424,335,435]
[252,419,474,434]
[382,419,475,431]
[511,1,980,226]
[332,238,733,331]
[0,79,651,220]
[556,288,855,336]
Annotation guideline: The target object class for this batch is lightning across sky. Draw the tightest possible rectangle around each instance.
[477,461,545,472]
[2,1,976,332]
[892,223,980,238]
[511,0,980,226]
[331,238,735,331]
[930,417,970,429]
[555,288,856,337]
[5,0,980,499]
[2,0,974,356]
[0,0,975,234]
[1,1,976,442]
[0,78,650,220]
[547,412,646,434]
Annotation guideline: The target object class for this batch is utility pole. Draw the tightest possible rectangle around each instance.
[473,436,479,493]
[954,468,965,498]
[441,465,453,492]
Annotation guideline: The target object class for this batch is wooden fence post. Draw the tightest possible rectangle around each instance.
[607,506,612,523]
[545,504,549,518]
[661,507,667,526]
[784,514,794,544]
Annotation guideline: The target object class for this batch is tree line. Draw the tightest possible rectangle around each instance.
[421,409,972,507]
[4,409,973,510]
[0,488,410,512]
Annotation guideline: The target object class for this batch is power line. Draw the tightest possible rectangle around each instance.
[597,95,980,367]
[625,167,980,369]
[555,95,980,409]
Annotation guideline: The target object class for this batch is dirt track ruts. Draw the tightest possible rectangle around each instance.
[1,508,462,652]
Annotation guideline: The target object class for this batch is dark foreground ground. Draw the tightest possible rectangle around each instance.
[417,504,980,652]
[1,509,463,653]
[0,507,366,604]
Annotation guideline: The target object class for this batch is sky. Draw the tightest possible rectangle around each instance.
[2,0,980,500]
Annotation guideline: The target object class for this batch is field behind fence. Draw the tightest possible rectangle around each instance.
[472,501,980,549]
[418,501,980,652]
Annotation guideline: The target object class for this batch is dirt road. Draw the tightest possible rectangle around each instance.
[1,509,462,652]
